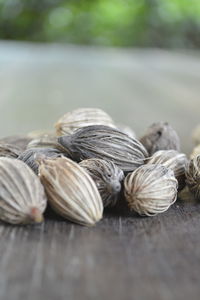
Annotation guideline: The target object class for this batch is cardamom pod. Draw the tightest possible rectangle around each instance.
[58,125,148,173]
[140,122,180,155]
[117,124,136,139]
[147,150,187,190]
[27,130,55,139]
[0,158,47,224]
[27,135,70,156]
[55,107,116,136]
[0,135,32,152]
[79,158,124,207]
[39,157,103,226]
[186,155,200,200]
[190,144,200,159]
[0,143,21,158]
[124,164,178,216]
[18,147,65,174]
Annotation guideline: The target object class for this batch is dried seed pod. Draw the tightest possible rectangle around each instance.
[27,135,71,156]
[190,144,200,159]
[18,148,65,174]
[192,125,200,146]
[58,125,148,173]
[124,164,178,216]
[27,130,55,139]
[117,124,136,139]
[39,157,103,226]
[0,143,21,158]
[55,107,116,136]
[79,158,124,207]
[147,150,188,190]
[140,122,180,155]
[0,135,32,152]
[0,158,47,224]
[186,155,200,200]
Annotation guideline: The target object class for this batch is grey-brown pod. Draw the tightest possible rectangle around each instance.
[55,107,116,136]
[27,135,71,157]
[117,124,136,139]
[140,122,180,155]
[124,164,178,216]
[0,135,32,152]
[58,125,148,173]
[186,155,200,200]
[39,157,103,226]
[0,158,47,224]
[18,147,65,174]
[147,150,188,190]
[0,143,21,158]
[79,158,124,207]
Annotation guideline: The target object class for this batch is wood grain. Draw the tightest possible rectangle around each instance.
[0,42,200,300]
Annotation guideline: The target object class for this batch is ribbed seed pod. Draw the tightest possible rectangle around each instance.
[27,130,55,139]
[0,136,32,152]
[0,143,21,158]
[39,157,103,226]
[190,144,200,159]
[58,125,148,173]
[18,148,65,174]
[27,135,71,156]
[55,107,116,136]
[192,125,200,146]
[124,164,178,216]
[117,124,136,139]
[0,158,47,224]
[186,155,200,200]
[147,150,187,190]
[79,158,124,207]
[140,122,180,155]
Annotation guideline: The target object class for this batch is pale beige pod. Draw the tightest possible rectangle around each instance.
[0,158,47,224]
[55,107,116,136]
[39,157,103,226]
[190,144,200,159]
[124,164,178,216]
[147,150,188,190]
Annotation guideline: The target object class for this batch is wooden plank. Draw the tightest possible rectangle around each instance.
[0,201,200,300]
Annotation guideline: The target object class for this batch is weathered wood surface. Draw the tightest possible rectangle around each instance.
[0,42,200,300]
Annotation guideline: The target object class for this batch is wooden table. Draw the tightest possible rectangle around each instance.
[0,42,200,300]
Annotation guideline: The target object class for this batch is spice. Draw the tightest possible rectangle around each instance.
[147,150,187,190]
[124,164,178,216]
[0,135,32,152]
[55,107,116,136]
[0,158,47,224]
[80,158,124,207]
[186,155,200,200]
[18,147,65,174]
[117,124,136,139]
[140,122,180,155]
[39,157,103,226]
[0,143,21,158]
[58,125,148,173]
[190,144,200,159]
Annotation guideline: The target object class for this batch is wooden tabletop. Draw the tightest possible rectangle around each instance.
[0,42,200,300]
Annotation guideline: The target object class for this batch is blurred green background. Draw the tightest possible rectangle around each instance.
[0,0,200,48]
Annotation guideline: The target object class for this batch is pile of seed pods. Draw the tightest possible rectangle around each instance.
[0,107,198,226]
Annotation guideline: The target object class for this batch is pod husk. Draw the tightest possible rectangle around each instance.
[58,125,148,173]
